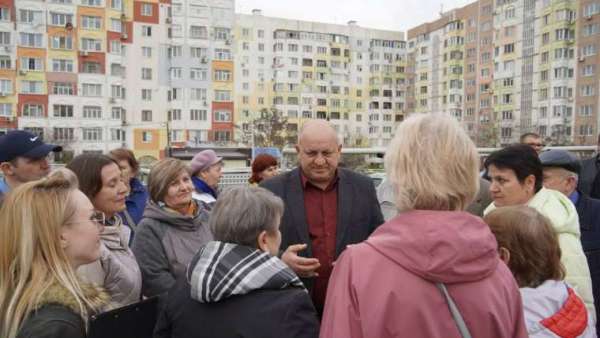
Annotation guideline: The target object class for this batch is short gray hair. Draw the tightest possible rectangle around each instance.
[209,186,284,247]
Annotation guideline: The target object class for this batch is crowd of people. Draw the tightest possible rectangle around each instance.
[1,115,600,338]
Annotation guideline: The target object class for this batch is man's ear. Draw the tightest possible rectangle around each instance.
[499,247,510,265]
[0,161,14,176]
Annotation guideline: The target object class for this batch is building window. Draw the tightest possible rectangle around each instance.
[141,3,153,16]
[142,131,152,143]
[20,81,43,94]
[82,83,102,97]
[214,70,231,81]
[190,68,207,81]
[81,16,102,30]
[141,110,152,121]
[190,109,207,121]
[50,36,73,50]
[19,33,43,48]
[81,0,102,6]
[53,104,73,118]
[214,111,231,122]
[214,27,230,40]
[83,106,102,119]
[111,128,125,141]
[214,131,231,142]
[19,9,42,24]
[142,47,152,58]
[22,104,42,117]
[81,61,102,74]
[141,26,152,37]
[141,68,152,80]
[52,82,75,95]
[170,67,182,79]
[190,26,207,39]
[50,13,73,26]
[141,89,152,101]
[111,107,123,120]
[190,88,207,101]
[0,7,9,21]
[214,90,231,101]
[214,48,231,60]
[81,38,101,51]
[53,127,74,141]
[82,128,102,141]
[110,18,122,32]
[20,57,43,71]
[168,109,181,121]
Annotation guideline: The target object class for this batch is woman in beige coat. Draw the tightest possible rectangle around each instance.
[67,154,142,307]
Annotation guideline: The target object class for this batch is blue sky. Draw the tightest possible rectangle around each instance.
[236,0,473,32]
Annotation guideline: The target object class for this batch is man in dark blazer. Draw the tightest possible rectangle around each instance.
[261,119,384,313]
[540,149,600,331]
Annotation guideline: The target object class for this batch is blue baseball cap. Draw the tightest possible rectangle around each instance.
[0,130,62,162]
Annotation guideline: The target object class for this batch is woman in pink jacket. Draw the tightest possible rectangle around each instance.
[320,113,528,338]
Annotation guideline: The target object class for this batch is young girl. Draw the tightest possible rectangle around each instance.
[485,205,595,337]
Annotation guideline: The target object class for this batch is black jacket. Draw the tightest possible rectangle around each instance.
[17,304,86,338]
[260,168,384,291]
[154,278,319,338]
[575,192,600,331]
[579,156,600,198]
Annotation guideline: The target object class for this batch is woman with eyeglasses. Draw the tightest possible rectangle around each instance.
[0,170,108,338]
[67,154,142,307]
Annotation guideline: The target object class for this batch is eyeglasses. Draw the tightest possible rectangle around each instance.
[91,211,106,225]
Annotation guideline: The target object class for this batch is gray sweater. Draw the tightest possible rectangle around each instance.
[132,201,213,298]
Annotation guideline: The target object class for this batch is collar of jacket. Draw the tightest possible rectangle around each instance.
[192,176,217,198]
[129,177,146,194]
[35,281,109,315]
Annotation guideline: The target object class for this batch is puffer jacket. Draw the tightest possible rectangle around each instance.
[77,216,141,307]
[17,282,109,338]
[132,200,213,298]
[485,188,596,321]
[521,280,595,337]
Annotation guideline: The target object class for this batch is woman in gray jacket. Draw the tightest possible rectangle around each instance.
[67,154,142,307]
[132,158,213,298]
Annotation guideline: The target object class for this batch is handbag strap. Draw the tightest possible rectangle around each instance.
[436,283,472,338]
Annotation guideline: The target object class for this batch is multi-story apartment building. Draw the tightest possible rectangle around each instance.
[234,10,407,148]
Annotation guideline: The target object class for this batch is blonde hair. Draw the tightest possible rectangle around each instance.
[148,158,190,203]
[0,171,95,338]
[385,113,479,211]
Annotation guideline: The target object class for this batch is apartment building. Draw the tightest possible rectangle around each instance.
[234,10,407,148]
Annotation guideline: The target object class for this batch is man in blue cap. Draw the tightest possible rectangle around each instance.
[540,148,600,331]
[0,130,62,203]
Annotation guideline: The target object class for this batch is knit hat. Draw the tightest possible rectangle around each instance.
[190,150,222,174]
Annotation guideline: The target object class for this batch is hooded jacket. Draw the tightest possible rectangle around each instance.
[17,282,109,338]
[77,218,141,307]
[132,200,213,298]
[520,280,595,338]
[124,177,149,226]
[485,187,596,320]
[320,210,528,338]
[154,241,319,338]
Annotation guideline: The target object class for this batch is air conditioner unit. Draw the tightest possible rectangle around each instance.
[120,33,128,40]
[109,98,116,104]
[225,39,231,45]
[585,14,593,20]
[165,17,172,24]
[3,46,11,52]
[200,56,208,63]
[18,70,26,76]
[81,50,89,56]
[579,56,586,62]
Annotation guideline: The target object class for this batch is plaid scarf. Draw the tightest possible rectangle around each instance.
[187,241,305,303]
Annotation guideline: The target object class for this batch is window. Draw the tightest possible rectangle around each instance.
[111,85,125,99]
[583,65,596,77]
[110,40,121,54]
[142,47,152,58]
[504,43,515,54]
[142,110,152,121]
[190,109,207,121]
[81,61,101,74]
[83,106,102,119]
[22,104,43,117]
[168,109,181,121]
[50,35,73,50]
[0,32,10,45]
[50,13,73,26]
[141,3,153,16]
[170,68,182,79]
[142,131,153,143]
[20,57,43,71]
[0,56,10,69]
[20,81,43,94]
[168,46,182,58]
[214,27,230,40]
[53,104,73,117]
[81,38,101,51]
[111,0,123,10]
[214,111,231,122]
[214,70,231,81]
[583,24,600,37]
[581,85,595,97]
[190,68,207,81]
[82,83,102,97]
[0,7,9,21]
[81,0,102,6]
[52,82,74,95]
[214,90,231,101]
[141,68,152,80]
[214,131,230,142]
[53,128,74,141]
[82,16,102,30]
[190,88,207,101]
[111,129,125,141]
[580,105,594,116]
[110,18,122,32]
[82,128,102,141]
[190,26,207,39]
[214,48,231,60]
[141,26,152,37]
[20,33,43,48]
[19,9,42,24]
[190,47,207,58]
[141,89,152,101]
[582,44,598,57]
[111,107,123,120]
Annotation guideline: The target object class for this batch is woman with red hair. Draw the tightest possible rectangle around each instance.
[249,154,279,185]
